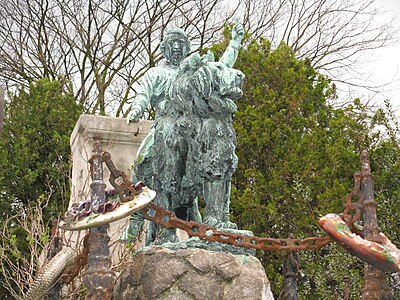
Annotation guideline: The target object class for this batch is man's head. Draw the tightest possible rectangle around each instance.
[160,28,191,66]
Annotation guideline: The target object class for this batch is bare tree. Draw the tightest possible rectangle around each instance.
[0,0,397,114]
[0,0,236,115]
[0,195,51,298]
[239,0,398,97]
[0,191,135,299]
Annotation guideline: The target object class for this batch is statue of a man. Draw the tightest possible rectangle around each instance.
[127,24,244,124]
[125,23,244,244]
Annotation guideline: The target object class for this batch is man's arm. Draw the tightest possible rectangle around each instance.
[220,22,244,68]
[127,94,149,123]
[127,71,154,124]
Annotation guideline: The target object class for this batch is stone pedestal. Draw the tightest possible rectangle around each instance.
[70,114,152,206]
[113,247,275,300]
[67,115,275,299]
[67,114,152,265]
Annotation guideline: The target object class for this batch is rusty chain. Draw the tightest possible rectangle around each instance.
[141,202,332,251]
[103,152,335,252]
[342,171,364,226]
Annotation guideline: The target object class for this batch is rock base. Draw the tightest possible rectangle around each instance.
[113,247,274,300]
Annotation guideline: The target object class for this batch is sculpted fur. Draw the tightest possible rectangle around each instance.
[138,52,245,243]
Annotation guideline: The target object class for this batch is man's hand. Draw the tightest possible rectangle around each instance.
[127,108,142,124]
[232,22,244,46]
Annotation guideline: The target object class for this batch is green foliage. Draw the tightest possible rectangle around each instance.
[369,102,400,298]
[0,79,81,218]
[300,244,364,299]
[0,79,81,297]
[370,101,400,240]
[210,34,400,297]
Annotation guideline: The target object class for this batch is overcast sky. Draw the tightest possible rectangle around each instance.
[367,0,400,109]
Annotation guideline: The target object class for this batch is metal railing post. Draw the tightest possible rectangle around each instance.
[360,150,393,299]
[83,136,115,299]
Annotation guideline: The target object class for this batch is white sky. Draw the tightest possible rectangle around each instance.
[366,0,400,109]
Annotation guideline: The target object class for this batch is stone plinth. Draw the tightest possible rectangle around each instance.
[70,114,152,206]
[67,114,152,266]
[113,247,275,300]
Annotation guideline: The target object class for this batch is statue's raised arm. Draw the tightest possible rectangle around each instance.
[220,22,244,68]
[126,23,243,124]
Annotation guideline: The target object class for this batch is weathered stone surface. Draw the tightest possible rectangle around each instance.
[185,249,213,273]
[113,247,274,300]
[214,252,241,280]
[141,250,189,298]
[131,251,145,284]
[176,248,193,258]
[113,263,132,295]
[119,285,145,300]
[113,262,146,300]
[70,115,152,206]
[179,271,224,300]
[158,289,195,300]
[224,256,274,300]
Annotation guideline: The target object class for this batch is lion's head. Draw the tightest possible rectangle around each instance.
[191,53,245,117]
[194,62,244,98]
[165,52,245,119]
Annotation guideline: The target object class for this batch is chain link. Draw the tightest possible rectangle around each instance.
[342,171,364,226]
[104,152,333,252]
[140,202,332,251]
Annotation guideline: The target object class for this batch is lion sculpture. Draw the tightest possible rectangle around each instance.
[134,52,245,243]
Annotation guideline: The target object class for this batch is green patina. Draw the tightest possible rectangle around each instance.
[85,214,98,223]
[123,23,248,247]
[381,246,395,263]
[334,221,351,235]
